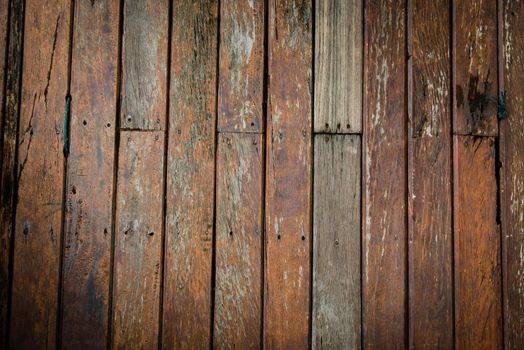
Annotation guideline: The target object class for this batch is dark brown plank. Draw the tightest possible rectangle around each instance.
[312,134,361,348]
[454,136,502,349]
[162,1,218,348]
[265,0,312,347]
[454,0,498,136]
[214,133,263,349]
[362,0,406,348]
[61,1,120,348]
[502,1,524,347]
[218,0,264,133]
[408,0,453,348]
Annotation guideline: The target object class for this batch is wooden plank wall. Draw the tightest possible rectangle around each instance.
[0,0,523,349]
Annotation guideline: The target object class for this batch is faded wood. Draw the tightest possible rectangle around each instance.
[312,134,361,349]
[454,136,502,349]
[218,0,264,132]
[454,0,498,136]
[162,1,218,348]
[408,0,453,348]
[214,133,263,349]
[61,1,120,348]
[265,0,312,347]
[363,1,406,348]
[314,0,362,133]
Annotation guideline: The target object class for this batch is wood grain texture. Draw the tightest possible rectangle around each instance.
[61,1,120,348]
[408,1,453,348]
[454,136,502,349]
[362,1,406,348]
[113,131,164,349]
[218,0,264,133]
[7,1,70,348]
[502,1,524,347]
[120,0,168,131]
[312,134,361,349]
[162,1,218,348]
[265,0,312,347]
[214,133,263,349]
[314,0,362,133]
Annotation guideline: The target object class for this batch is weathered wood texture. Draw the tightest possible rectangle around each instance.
[218,0,264,133]
[61,1,120,348]
[162,1,218,348]
[408,1,453,348]
[8,0,70,348]
[314,0,362,133]
[454,0,498,136]
[363,1,406,348]
[312,134,361,349]
[502,0,524,347]
[265,0,312,348]
[120,0,168,131]
[453,136,502,349]
[113,131,164,349]
[214,133,263,349]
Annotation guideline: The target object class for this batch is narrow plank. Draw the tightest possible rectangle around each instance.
[408,0,453,348]
[454,136,502,348]
[120,0,168,131]
[218,0,264,133]
[7,0,70,348]
[265,0,312,347]
[312,134,361,348]
[61,0,120,348]
[502,0,524,347]
[162,1,218,348]
[454,0,498,136]
[214,133,263,349]
[113,131,164,349]
[314,0,362,133]
[362,0,406,348]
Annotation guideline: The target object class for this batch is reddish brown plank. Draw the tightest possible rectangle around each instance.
[265,0,312,347]
[363,0,406,348]
[408,1,454,348]
[162,1,218,348]
[218,0,264,133]
[454,136,502,349]
[61,1,120,348]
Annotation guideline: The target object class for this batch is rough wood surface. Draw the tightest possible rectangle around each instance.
[265,0,312,347]
[214,133,263,349]
[408,1,453,348]
[314,0,362,133]
[312,134,361,349]
[113,131,164,349]
[454,136,502,349]
[61,1,120,348]
[162,1,218,348]
[362,1,406,348]
[120,0,168,131]
[218,0,264,133]
[454,0,498,136]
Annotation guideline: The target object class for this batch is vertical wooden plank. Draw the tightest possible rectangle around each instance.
[162,1,218,348]
[363,0,406,348]
[454,135,502,349]
[7,0,70,348]
[61,1,120,348]
[408,0,453,348]
[312,134,361,348]
[218,0,264,133]
[265,0,312,347]
[454,0,498,136]
[214,133,263,349]
[502,0,524,347]
[314,0,362,133]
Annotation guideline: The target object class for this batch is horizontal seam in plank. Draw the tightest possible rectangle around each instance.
[452,132,497,138]
[217,130,264,135]
[119,128,165,133]
[313,131,362,136]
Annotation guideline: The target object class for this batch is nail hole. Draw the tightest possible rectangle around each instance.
[346,124,350,129]
[106,123,111,127]
[251,122,255,126]
[148,232,154,236]
[325,123,329,128]
[229,231,233,236]
[83,120,87,126]
[301,236,306,241]
[277,234,281,240]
